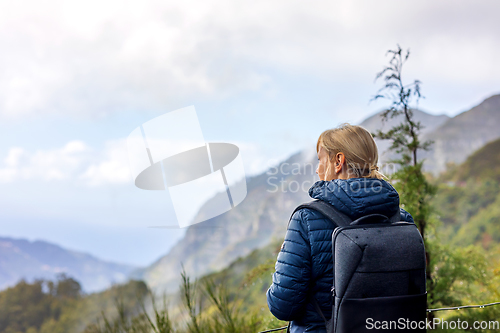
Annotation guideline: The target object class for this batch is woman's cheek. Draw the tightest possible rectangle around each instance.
[317,164,324,179]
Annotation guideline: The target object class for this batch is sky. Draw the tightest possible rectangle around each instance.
[0,0,499,266]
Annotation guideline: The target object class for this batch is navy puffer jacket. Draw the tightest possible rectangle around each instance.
[266,178,414,332]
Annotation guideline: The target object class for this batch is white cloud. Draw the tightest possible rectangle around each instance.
[1,0,499,119]
[79,140,132,186]
[0,140,131,185]
[0,141,89,182]
[0,138,277,186]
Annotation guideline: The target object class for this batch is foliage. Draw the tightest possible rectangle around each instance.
[0,275,151,333]
[81,264,266,333]
[431,244,500,332]
[176,243,285,333]
[370,44,497,324]
[83,291,174,333]
[452,191,500,249]
[371,44,433,167]
[392,162,438,239]
[432,179,499,229]
[0,274,82,333]
[429,243,489,307]
[180,268,201,333]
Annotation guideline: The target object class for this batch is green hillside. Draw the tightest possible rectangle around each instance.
[432,137,500,248]
[446,137,500,183]
[452,192,500,248]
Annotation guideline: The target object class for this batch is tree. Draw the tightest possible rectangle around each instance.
[54,273,82,299]
[371,44,438,316]
[371,46,493,323]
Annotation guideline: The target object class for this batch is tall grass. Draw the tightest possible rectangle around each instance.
[83,291,173,333]
[83,268,261,333]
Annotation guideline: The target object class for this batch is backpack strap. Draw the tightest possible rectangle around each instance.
[287,199,352,228]
[288,199,401,227]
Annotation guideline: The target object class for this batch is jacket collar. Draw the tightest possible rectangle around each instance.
[308,178,400,221]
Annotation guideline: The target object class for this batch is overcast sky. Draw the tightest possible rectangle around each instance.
[0,0,499,266]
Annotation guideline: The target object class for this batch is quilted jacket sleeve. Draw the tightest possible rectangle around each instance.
[266,209,312,321]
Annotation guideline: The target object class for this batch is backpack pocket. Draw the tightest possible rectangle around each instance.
[335,292,427,332]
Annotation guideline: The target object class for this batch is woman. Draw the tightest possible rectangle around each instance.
[266,123,415,332]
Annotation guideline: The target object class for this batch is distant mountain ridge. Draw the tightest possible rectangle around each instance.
[0,237,137,292]
[360,94,500,175]
[359,108,450,166]
[419,94,500,174]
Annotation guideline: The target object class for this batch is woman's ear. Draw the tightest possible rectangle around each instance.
[335,153,344,172]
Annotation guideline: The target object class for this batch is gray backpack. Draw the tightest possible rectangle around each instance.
[287,199,427,333]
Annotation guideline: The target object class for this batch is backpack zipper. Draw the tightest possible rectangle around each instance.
[332,222,413,244]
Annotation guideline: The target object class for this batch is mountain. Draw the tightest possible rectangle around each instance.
[362,95,500,175]
[0,237,137,292]
[359,109,450,165]
[419,94,500,175]
[137,94,500,293]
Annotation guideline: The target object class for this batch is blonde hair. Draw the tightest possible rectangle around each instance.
[316,123,388,180]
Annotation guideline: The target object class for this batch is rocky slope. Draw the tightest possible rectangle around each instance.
[420,94,500,175]
[361,95,500,175]
[134,148,319,292]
